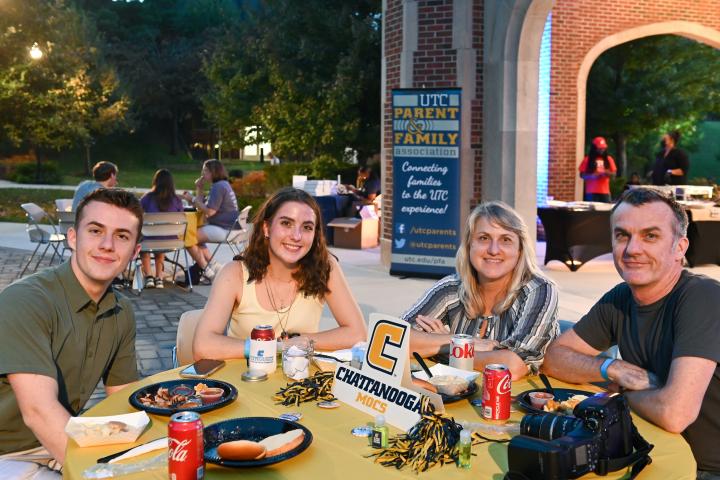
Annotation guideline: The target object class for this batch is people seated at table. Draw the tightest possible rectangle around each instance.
[542,187,720,477]
[193,187,367,360]
[140,169,184,289]
[0,189,143,475]
[182,159,239,280]
[71,161,119,211]
[579,136,616,203]
[402,201,559,380]
[348,165,380,203]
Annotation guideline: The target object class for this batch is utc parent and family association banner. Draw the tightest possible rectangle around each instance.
[391,88,461,278]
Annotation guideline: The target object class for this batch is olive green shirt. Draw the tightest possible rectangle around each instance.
[0,261,138,454]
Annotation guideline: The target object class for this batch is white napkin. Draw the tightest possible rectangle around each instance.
[412,364,480,383]
[109,437,168,464]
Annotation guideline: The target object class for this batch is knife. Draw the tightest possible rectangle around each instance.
[97,437,167,464]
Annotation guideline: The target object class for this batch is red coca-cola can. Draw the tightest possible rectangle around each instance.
[481,363,512,422]
[449,334,475,371]
[251,325,275,341]
[169,411,204,480]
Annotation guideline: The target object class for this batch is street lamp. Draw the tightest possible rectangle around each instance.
[29,42,43,60]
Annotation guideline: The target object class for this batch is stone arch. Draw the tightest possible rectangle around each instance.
[483,0,552,239]
[574,21,720,198]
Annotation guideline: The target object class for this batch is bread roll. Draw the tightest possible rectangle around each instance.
[217,440,267,461]
[259,429,305,457]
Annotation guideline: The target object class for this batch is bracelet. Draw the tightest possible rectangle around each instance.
[600,357,615,381]
[244,338,250,359]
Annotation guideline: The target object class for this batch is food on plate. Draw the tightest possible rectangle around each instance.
[411,377,438,394]
[198,387,225,404]
[138,384,221,409]
[75,421,129,438]
[528,391,554,409]
[217,440,267,460]
[543,394,588,414]
[428,375,469,396]
[259,429,306,457]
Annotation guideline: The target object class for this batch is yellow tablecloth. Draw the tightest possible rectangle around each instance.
[64,361,696,479]
[183,211,204,248]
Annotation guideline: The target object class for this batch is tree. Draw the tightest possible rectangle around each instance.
[586,35,720,176]
[83,0,239,156]
[202,0,381,162]
[0,0,128,175]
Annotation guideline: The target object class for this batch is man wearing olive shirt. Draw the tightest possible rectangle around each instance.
[0,189,143,478]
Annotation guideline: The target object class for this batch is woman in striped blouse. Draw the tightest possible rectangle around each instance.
[402,201,559,379]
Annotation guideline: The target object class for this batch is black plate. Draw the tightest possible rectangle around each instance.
[128,379,237,416]
[439,379,479,404]
[204,417,313,468]
[517,388,596,415]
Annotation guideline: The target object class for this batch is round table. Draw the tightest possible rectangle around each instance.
[64,361,696,479]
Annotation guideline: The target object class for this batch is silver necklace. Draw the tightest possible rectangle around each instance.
[264,276,296,339]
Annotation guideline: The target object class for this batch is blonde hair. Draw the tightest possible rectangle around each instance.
[455,201,545,318]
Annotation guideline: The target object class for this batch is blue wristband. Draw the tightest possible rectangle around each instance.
[600,357,615,381]
[244,338,250,359]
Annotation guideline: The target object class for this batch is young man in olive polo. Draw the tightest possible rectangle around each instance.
[0,188,143,478]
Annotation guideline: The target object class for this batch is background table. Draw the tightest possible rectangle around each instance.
[685,208,720,267]
[313,194,352,245]
[538,207,613,271]
[64,361,695,479]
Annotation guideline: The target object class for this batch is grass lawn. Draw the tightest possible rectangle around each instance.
[47,134,265,190]
[0,189,74,223]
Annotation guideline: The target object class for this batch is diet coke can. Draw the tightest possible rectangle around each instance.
[481,363,512,422]
[168,411,204,480]
[249,325,277,374]
[449,334,475,371]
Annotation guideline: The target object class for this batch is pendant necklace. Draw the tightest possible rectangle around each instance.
[264,274,296,340]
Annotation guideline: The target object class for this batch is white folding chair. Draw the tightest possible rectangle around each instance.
[201,206,252,281]
[54,198,73,212]
[137,212,193,292]
[19,203,66,278]
[172,309,204,367]
[56,210,75,258]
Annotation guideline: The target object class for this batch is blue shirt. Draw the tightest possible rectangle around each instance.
[205,180,239,229]
[72,180,103,211]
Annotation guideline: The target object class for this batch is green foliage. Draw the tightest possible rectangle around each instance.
[0,0,128,153]
[202,0,381,161]
[309,154,358,181]
[586,35,720,175]
[262,163,313,193]
[9,162,62,184]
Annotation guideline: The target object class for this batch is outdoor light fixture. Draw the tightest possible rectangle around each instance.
[29,42,43,60]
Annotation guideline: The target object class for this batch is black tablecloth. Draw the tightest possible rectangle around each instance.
[313,194,352,245]
[538,207,612,271]
[685,210,720,267]
[539,206,720,270]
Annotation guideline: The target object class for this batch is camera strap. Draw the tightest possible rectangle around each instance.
[596,424,654,479]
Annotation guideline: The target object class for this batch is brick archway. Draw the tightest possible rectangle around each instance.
[549,1,720,201]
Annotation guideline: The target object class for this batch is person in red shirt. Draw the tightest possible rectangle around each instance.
[579,136,617,202]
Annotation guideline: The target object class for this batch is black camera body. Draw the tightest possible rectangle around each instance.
[507,394,634,479]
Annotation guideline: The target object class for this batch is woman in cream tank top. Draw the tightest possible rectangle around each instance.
[227,262,323,339]
[193,187,367,361]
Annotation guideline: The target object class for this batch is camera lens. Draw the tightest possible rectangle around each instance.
[520,413,582,440]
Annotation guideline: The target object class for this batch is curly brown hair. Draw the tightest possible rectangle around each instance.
[236,187,332,298]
